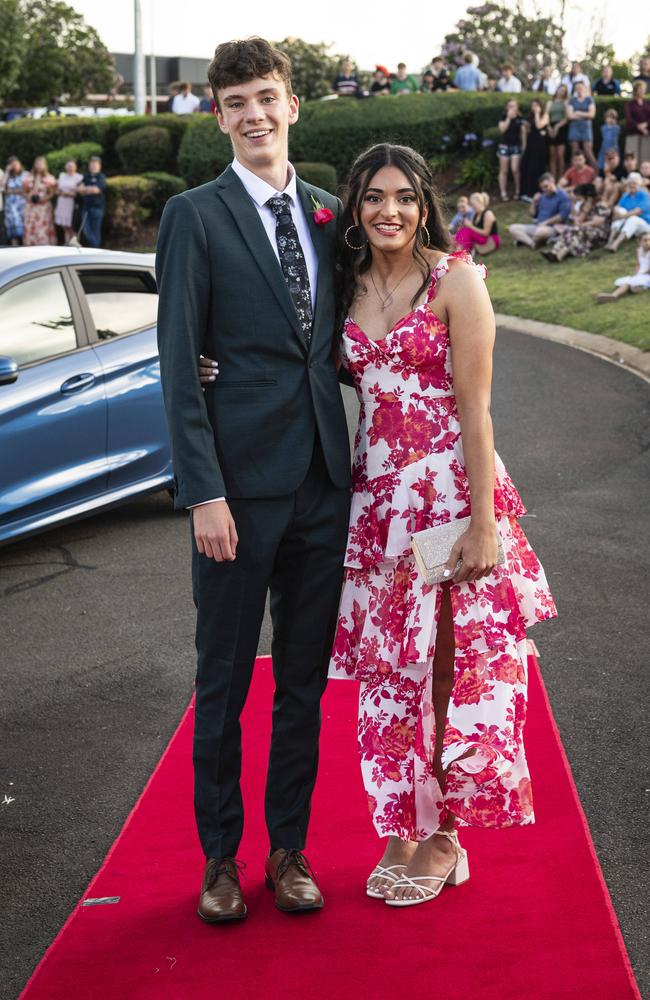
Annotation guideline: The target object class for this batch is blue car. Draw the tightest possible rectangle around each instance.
[0,247,173,544]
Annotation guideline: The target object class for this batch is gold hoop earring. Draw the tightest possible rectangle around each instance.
[420,226,431,247]
[345,225,367,250]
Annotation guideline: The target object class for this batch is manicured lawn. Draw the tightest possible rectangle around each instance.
[481,202,649,352]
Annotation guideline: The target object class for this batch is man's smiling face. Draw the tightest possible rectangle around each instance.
[216,74,299,172]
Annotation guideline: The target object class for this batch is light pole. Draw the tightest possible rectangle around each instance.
[133,0,146,115]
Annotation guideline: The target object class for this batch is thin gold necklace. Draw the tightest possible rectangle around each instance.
[369,264,414,310]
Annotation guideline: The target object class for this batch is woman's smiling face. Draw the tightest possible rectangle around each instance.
[356,165,426,254]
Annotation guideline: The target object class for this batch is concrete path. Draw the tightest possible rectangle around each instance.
[1,329,648,997]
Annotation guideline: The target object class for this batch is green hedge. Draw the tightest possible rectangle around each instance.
[0,117,112,170]
[0,112,198,173]
[105,172,187,238]
[177,117,232,188]
[116,125,173,173]
[292,161,337,193]
[47,142,103,177]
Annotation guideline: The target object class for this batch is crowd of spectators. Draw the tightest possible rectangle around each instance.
[0,154,107,248]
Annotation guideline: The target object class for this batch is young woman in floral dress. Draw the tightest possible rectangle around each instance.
[329,143,556,907]
[23,156,56,246]
[199,143,557,908]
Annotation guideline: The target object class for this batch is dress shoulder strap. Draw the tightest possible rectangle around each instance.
[428,251,487,298]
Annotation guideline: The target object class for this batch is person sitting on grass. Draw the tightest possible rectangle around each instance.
[540,183,612,261]
[605,172,650,251]
[559,150,596,194]
[597,151,625,209]
[448,194,474,233]
[595,232,650,301]
[622,150,639,178]
[640,160,650,190]
[508,172,571,248]
[453,191,500,255]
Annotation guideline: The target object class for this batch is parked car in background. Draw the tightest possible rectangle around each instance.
[0,247,173,544]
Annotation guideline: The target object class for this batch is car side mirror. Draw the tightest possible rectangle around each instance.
[0,356,18,385]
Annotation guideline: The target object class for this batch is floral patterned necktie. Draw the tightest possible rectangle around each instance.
[267,194,313,343]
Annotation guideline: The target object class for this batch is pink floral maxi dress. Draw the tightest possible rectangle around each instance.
[328,253,557,841]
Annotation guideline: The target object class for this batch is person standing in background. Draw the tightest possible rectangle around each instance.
[532,66,558,96]
[77,155,107,248]
[2,157,28,246]
[592,65,621,96]
[22,157,56,246]
[370,66,392,96]
[567,80,596,167]
[597,110,621,171]
[520,99,550,201]
[172,81,200,114]
[391,63,418,95]
[633,56,650,89]
[496,63,522,93]
[54,159,83,245]
[453,52,482,92]
[333,59,360,97]
[624,82,650,163]
[561,61,590,94]
[199,85,216,113]
[546,83,570,181]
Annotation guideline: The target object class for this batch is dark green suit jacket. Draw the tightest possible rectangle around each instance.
[156,165,351,508]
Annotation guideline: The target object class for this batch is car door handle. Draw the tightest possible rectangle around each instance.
[60,373,96,394]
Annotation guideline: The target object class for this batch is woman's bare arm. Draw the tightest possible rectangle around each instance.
[436,261,499,582]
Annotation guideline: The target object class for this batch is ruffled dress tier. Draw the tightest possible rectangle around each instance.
[329,252,557,842]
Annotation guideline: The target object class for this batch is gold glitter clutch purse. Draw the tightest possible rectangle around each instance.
[411,516,505,585]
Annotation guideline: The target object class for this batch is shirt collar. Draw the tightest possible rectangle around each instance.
[232,158,297,209]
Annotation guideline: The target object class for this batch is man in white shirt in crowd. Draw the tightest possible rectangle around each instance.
[497,63,522,93]
[171,81,200,114]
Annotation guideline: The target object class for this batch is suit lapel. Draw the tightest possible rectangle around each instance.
[216,167,305,349]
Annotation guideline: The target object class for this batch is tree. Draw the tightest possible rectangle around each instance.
[442,2,566,84]
[579,39,616,83]
[274,37,347,102]
[0,0,26,102]
[0,0,115,106]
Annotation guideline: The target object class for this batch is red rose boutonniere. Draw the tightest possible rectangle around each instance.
[310,194,335,226]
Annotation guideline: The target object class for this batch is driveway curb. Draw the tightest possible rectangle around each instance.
[495,313,650,382]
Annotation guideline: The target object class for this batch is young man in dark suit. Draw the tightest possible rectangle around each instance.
[156,38,351,922]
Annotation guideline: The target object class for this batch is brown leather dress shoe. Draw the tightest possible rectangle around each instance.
[197,858,247,923]
[265,849,324,913]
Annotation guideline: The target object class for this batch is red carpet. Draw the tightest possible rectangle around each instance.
[21,651,640,1000]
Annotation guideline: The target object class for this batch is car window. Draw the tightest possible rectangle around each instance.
[0,271,76,366]
[78,269,157,340]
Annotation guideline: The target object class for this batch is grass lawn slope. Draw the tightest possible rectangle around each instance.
[484,203,649,352]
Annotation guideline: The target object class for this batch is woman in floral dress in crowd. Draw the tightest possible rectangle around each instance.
[540,182,611,262]
[2,156,28,246]
[329,143,556,907]
[23,156,56,246]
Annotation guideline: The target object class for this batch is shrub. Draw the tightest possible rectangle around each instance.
[115,125,173,174]
[47,142,103,177]
[178,117,233,187]
[293,162,337,193]
[0,117,112,170]
[141,171,187,217]
[105,175,153,239]
[456,150,500,191]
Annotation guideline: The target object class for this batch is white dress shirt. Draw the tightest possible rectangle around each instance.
[497,75,522,93]
[172,92,200,114]
[190,158,319,509]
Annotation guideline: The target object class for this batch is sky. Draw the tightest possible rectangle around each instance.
[69,0,647,70]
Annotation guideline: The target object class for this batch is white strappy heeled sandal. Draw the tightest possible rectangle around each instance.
[366,864,408,899]
[384,830,469,908]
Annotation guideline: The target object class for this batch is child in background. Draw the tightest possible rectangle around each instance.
[449,194,474,233]
[595,232,650,302]
[597,109,621,170]
[640,161,650,189]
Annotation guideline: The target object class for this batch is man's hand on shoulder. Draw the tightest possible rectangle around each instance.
[192,501,238,562]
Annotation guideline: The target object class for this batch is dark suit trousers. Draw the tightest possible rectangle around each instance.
[191,438,350,860]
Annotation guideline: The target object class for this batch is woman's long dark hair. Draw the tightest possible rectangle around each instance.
[336,143,451,336]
